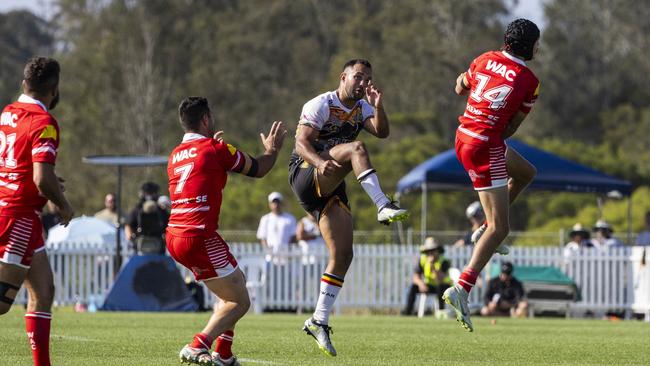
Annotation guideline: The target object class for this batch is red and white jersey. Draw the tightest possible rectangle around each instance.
[167,133,245,237]
[0,95,59,215]
[458,51,539,146]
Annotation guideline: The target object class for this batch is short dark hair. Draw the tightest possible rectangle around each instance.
[23,57,60,96]
[178,97,210,131]
[342,59,372,71]
[504,19,540,61]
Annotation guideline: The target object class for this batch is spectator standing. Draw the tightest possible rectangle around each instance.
[94,193,122,226]
[592,220,623,249]
[296,214,325,265]
[481,262,528,317]
[563,223,593,257]
[257,192,297,264]
[125,182,169,255]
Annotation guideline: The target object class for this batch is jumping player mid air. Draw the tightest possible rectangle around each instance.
[167,97,286,365]
[443,19,540,332]
[290,59,408,356]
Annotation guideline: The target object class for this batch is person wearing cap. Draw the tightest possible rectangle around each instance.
[401,237,452,316]
[256,192,297,263]
[454,201,486,247]
[481,262,528,317]
[592,219,623,249]
[563,223,593,257]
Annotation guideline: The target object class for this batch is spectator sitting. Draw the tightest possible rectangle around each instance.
[635,211,650,246]
[401,237,452,316]
[94,193,122,226]
[125,182,169,255]
[257,192,297,264]
[296,213,325,265]
[454,201,485,247]
[592,219,624,249]
[481,262,528,317]
[563,223,593,257]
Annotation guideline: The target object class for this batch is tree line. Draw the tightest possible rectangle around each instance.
[1,0,648,241]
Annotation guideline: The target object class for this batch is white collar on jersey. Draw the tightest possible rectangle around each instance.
[182,132,209,142]
[18,94,48,112]
[501,51,527,67]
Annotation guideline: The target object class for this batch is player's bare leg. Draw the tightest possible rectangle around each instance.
[318,141,408,224]
[444,186,509,331]
[506,148,536,203]
[303,202,352,357]
[180,269,249,365]
[23,251,55,366]
[471,148,535,254]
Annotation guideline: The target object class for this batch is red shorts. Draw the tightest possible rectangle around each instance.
[455,138,508,190]
[166,231,238,281]
[0,215,45,268]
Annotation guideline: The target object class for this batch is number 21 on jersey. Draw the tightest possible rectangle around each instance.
[0,131,17,168]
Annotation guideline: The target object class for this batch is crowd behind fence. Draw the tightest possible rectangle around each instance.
[18,241,650,321]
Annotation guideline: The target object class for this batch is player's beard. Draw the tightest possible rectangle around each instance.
[49,91,60,110]
[348,85,365,101]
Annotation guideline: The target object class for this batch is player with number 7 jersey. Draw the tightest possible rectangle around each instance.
[166,97,286,366]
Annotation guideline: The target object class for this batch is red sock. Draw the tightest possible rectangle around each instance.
[458,268,479,293]
[215,330,234,359]
[25,312,52,366]
[189,332,213,350]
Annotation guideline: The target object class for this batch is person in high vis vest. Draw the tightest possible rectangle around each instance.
[401,237,452,315]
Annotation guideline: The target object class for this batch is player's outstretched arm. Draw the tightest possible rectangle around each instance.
[363,84,389,138]
[252,121,287,177]
[455,72,470,96]
[33,162,74,226]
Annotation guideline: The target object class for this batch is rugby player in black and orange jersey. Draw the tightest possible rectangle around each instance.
[290,59,408,356]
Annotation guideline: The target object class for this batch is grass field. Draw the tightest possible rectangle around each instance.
[1,307,649,366]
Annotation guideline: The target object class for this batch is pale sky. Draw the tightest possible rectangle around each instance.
[0,0,547,26]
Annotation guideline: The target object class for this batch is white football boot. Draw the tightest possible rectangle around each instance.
[442,285,474,332]
[179,345,214,365]
[303,317,337,357]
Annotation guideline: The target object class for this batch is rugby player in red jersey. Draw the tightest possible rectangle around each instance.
[443,19,540,332]
[167,97,286,365]
[0,57,74,366]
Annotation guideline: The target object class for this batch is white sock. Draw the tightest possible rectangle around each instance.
[357,170,390,209]
[312,273,344,324]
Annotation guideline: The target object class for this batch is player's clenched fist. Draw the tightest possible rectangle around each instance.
[317,159,342,177]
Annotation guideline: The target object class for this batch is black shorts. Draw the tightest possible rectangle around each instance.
[288,159,349,222]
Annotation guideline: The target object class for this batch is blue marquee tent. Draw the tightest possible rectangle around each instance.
[396,140,633,240]
[397,140,631,195]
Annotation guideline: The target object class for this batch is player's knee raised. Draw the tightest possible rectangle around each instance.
[351,140,367,154]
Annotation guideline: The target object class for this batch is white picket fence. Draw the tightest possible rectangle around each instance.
[16,243,650,319]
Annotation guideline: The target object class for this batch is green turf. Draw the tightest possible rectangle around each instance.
[1,307,648,365]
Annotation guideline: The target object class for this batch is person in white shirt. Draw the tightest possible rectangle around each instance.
[563,223,593,257]
[635,211,650,246]
[296,214,325,265]
[592,220,624,249]
[257,192,297,263]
